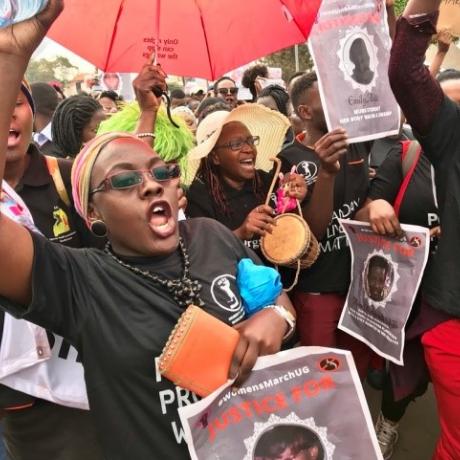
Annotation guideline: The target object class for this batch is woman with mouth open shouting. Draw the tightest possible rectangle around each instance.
[0,3,296,459]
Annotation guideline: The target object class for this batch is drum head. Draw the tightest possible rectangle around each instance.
[261,214,309,265]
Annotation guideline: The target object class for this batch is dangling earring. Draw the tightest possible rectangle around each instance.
[90,220,107,237]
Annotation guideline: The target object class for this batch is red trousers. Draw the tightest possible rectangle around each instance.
[422,319,460,460]
[293,292,372,379]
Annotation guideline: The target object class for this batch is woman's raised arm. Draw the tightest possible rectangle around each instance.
[0,1,63,305]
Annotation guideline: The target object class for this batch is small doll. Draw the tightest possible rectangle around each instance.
[275,166,300,214]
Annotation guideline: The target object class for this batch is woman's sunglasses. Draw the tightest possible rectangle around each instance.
[90,163,180,195]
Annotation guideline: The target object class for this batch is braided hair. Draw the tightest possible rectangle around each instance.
[52,95,102,157]
[196,155,265,218]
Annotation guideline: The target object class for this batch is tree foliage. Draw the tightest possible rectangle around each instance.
[26,56,78,84]
[262,44,313,82]
[394,0,408,16]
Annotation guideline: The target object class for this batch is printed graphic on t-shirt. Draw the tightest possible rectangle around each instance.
[321,199,361,253]
[295,161,318,186]
[49,206,78,244]
[244,238,261,251]
[52,206,71,237]
[154,356,200,445]
[210,274,245,323]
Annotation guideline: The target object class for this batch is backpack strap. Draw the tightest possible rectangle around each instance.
[393,140,422,218]
[44,156,71,208]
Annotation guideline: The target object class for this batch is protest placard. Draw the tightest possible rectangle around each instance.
[309,0,400,143]
[179,347,382,460]
[338,220,429,365]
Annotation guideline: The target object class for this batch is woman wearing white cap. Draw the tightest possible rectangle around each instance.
[186,104,306,253]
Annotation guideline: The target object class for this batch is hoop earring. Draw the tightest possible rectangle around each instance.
[90,220,107,237]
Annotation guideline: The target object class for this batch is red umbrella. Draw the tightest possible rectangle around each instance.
[47,0,321,79]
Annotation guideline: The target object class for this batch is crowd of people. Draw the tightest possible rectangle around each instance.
[0,0,458,459]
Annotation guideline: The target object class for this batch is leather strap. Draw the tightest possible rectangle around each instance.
[44,156,71,207]
[393,140,422,218]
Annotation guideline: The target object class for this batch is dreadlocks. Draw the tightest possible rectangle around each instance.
[196,156,265,218]
[52,95,102,157]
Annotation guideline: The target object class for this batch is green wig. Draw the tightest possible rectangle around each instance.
[97,102,194,182]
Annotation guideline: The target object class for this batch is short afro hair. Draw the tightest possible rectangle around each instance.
[290,72,318,117]
[241,64,269,101]
[30,82,59,118]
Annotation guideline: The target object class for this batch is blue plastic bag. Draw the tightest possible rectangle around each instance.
[236,258,282,316]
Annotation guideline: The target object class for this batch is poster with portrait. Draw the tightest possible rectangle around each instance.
[179,347,382,460]
[308,0,401,143]
[99,72,135,100]
[338,220,429,365]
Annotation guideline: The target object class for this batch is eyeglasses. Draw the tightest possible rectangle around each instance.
[217,87,238,96]
[90,163,180,195]
[215,135,260,151]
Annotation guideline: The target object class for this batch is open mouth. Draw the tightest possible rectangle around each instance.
[148,200,176,238]
[7,129,20,147]
[239,158,255,168]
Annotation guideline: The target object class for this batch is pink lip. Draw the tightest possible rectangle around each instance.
[7,130,21,148]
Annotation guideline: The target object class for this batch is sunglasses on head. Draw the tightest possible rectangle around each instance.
[217,87,238,96]
[90,163,180,195]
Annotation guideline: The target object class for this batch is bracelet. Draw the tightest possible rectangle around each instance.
[264,305,296,340]
[136,132,156,139]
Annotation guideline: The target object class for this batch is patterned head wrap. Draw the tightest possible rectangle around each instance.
[97,103,193,182]
[71,131,136,226]
[20,79,35,116]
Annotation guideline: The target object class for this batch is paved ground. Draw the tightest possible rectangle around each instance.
[365,383,440,460]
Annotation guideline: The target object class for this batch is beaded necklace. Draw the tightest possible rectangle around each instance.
[104,237,204,309]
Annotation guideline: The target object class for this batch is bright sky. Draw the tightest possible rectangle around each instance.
[33,37,95,73]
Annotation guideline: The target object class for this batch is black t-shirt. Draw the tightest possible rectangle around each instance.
[278,140,369,293]
[369,145,439,232]
[186,170,273,252]
[414,97,460,317]
[0,218,260,460]
[369,136,402,170]
[0,145,102,408]
[368,144,439,324]
[16,145,101,248]
[368,126,413,170]
[35,139,66,158]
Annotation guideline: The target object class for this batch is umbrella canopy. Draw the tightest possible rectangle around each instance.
[47,0,322,79]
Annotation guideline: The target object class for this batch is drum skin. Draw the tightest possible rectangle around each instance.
[261,213,319,268]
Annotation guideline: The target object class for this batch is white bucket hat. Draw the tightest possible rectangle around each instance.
[186,103,290,184]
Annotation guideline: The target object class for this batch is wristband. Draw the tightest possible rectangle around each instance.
[264,305,296,340]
